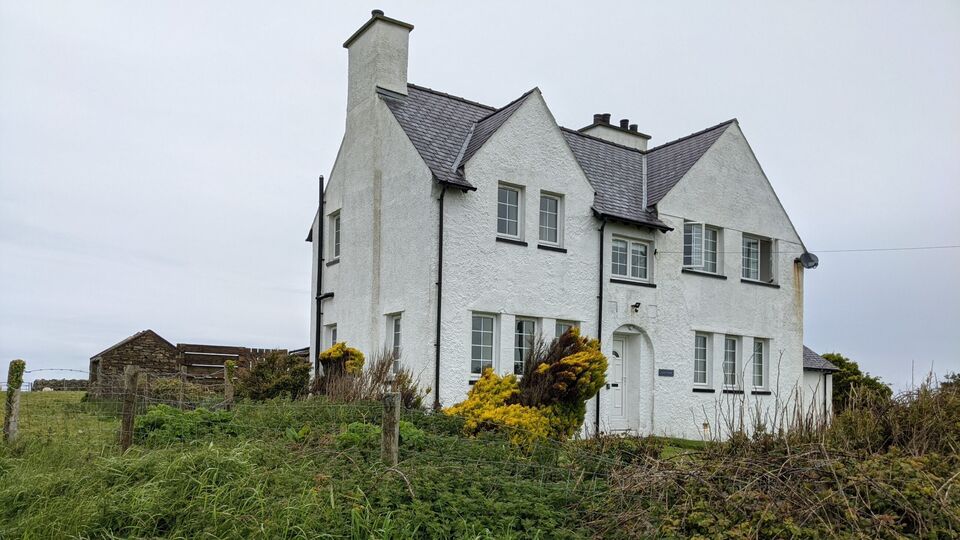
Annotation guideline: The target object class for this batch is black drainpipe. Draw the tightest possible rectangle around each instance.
[594,219,606,436]
[433,183,447,410]
[314,175,325,375]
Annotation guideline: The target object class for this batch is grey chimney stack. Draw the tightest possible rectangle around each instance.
[343,10,414,113]
[578,113,651,151]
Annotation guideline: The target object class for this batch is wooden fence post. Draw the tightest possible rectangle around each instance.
[3,359,25,444]
[381,392,400,466]
[223,360,235,411]
[178,365,186,409]
[119,365,139,451]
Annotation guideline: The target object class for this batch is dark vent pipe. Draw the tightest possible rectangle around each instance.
[314,175,325,375]
[433,184,447,410]
[619,119,629,129]
[600,113,611,124]
[593,113,603,124]
[594,220,606,436]
[629,124,638,132]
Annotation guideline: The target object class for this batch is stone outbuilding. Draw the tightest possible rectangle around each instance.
[88,330,179,396]
[88,329,290,397]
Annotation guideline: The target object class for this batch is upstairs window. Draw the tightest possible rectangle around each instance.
[742,234,775,283]
[497,185,521,238]
[329,212,341,260]
[538,194,561,245]
[514,318,536,375]
[471,314,495,376]
[684,222,721,274]
[612,238,651,282]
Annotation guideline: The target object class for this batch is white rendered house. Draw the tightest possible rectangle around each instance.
[307,11,837,439]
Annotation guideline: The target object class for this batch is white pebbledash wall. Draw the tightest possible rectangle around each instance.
[311,11,824,440]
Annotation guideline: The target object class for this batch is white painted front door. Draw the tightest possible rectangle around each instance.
[609,337,626,428]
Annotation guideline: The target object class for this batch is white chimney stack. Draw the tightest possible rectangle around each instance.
[343,9,414,113]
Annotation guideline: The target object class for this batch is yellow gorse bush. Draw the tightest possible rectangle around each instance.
[445,328,607,449]
[319,342,365,376]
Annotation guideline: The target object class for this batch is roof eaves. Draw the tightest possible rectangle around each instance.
[592,208,674,232]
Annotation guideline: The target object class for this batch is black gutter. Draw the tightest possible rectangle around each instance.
[314,175,325,375]
[594,220,606,436]
[433,184,447,410]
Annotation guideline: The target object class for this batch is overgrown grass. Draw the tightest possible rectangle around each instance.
[2,390,957,539]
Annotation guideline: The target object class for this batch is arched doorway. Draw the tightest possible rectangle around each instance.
[606,324,653,433]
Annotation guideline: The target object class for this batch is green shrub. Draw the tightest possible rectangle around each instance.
[235,351,310,401]
[135,404,241,446]
[335,421,427,452]
[445,328,607,447]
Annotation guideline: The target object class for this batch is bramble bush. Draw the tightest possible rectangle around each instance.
[135,404,241,446]
[445,328,606,447]
[235,351,310,401]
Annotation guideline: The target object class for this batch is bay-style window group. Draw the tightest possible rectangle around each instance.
[471,313,579,378]
[693,331,768,390]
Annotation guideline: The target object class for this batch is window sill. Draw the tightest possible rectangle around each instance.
[692,387,715,393]
[537,244,567,253]
[682,268,727,280]
[326,259,340,267]
[751,390,772,395]
[496,237,528,247]
[610,278,656,288]
[741,278,780,289]
[721,388,744,394]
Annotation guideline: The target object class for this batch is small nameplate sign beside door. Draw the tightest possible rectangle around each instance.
[657,369,675,377]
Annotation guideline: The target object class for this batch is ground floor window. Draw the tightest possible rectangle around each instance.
[555,320,578,337]
[694,333,709,385]
[752,339,765,388]
[723,336,738,387]
[514,318,536,375]
[471,314,495,376]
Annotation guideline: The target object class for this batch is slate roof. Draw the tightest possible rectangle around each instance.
[91,329,177,360]
[378,82,734,228]
[803,346,840,371]
[379,84,495,190]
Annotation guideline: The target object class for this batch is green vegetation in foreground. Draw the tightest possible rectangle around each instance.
[2,390,957,539]
[0,392,618,539]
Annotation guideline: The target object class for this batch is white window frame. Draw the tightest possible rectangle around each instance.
[497,184,523,239]
[514,318,536,376]
[389,314,402,359]
[723,336,739,388]
[752,339,766,389]
[555,320,578,337]
[327,324,338,348]
[470,313,497,377]
[742,234,776,283]
[703,226,720,274]
[329,211,341,260]
[538,193,563,246]
[683,222,704,268]
[611,237,652,282]
[694,333,710,386]
[742,235,760,281]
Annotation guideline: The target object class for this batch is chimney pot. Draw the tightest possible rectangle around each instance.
[619,118,630,129]
[629,124,638,132]
[593,113,603,124]
[371,9,384,16]
[601,113,611,124]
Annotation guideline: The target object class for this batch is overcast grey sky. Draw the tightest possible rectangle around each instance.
[1,1,957,390]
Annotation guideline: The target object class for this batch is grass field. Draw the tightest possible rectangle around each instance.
[0,391,679,539]
[2,390,956,539]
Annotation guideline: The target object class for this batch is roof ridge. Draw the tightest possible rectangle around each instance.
[475,87,538,123]
[407,83,497,111]
[560,126,647,154]
[647,118,737,152]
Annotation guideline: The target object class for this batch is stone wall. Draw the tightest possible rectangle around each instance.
[89,330,179,397]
